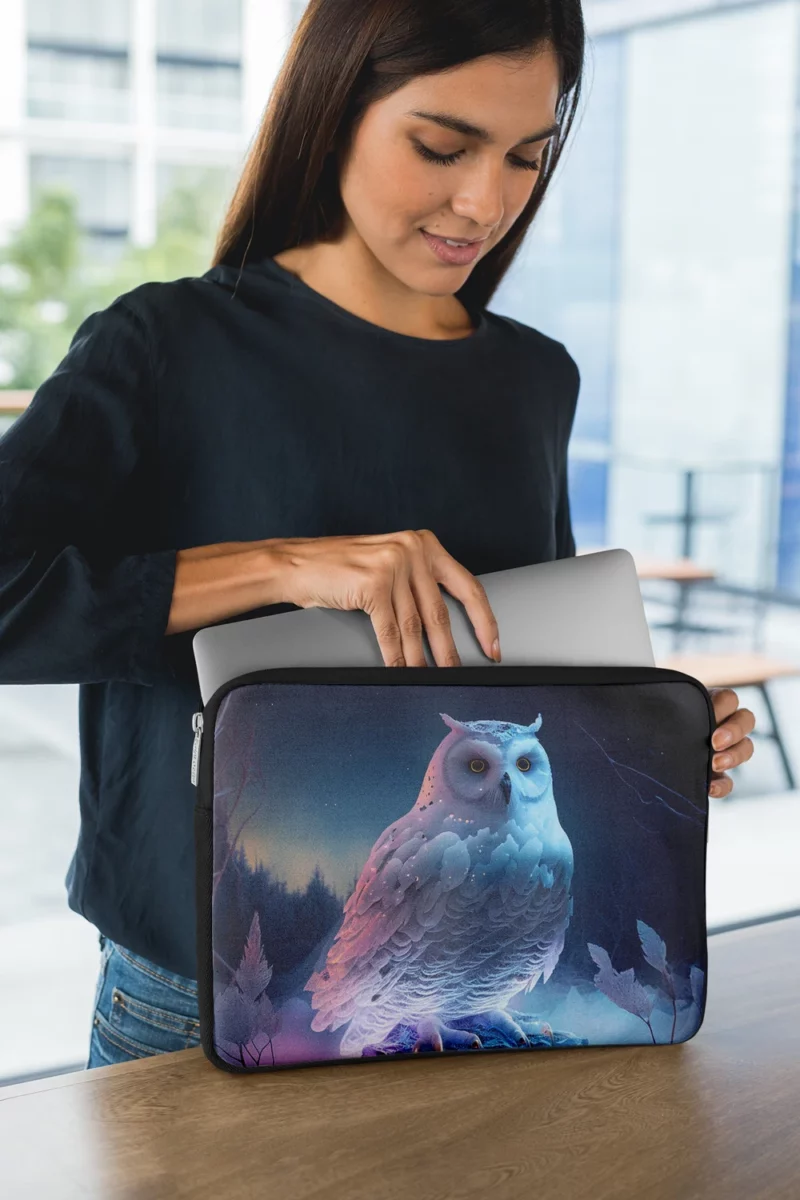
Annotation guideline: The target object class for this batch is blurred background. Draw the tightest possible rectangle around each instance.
[0,0,798,1085]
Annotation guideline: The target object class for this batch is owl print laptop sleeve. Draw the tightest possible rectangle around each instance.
[191,665,714,1073]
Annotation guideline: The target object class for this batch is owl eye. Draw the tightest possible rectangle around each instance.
[469,758,486,773]
[516,756,532,772]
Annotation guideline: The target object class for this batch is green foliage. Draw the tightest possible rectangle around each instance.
[0,173,226,391]
[0,190,89,390]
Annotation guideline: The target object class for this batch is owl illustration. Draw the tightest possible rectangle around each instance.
[304,710,574,1056]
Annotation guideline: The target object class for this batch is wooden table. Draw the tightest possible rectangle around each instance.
[629,556,718,584]
[2,916,799,1199]
[578,548,717,582]
[658,652,800,690]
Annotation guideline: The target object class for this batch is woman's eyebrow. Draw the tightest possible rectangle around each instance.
[405,109,559,146]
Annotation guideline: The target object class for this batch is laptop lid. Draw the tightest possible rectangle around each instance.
[192,548,654,705]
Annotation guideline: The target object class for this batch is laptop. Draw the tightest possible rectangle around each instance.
[192,548,654,705]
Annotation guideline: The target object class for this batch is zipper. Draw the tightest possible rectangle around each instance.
[190,711,204,786]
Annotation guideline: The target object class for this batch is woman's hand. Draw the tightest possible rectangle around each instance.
[708,687,756,798]
[273,528,501,668]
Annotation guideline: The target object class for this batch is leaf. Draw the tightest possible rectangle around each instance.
[255,995,281,1039]
[690,965,705,1010]
[587,942,654,1021]
[636,921,667,972]
[217,910,282,1052]
[234,911,274,1002]
[637,919,676,999]
[215,984,257,1046]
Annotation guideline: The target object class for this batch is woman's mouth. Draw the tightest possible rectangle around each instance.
[420,230,485,265]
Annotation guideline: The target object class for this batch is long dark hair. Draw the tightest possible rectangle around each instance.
[212,0,585,312]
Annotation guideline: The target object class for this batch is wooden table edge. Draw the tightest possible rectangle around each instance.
[3,914,797,1102]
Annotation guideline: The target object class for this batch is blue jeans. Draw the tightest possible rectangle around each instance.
[86,933,201,1068]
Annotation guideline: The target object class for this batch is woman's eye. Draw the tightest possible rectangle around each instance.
[413,142,541,172]
[516,756,531,771]
[469,759,486,773]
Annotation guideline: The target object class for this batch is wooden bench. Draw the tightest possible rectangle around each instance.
[657,652,799,792]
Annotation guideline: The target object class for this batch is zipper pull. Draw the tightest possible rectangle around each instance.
[190,712,204,786]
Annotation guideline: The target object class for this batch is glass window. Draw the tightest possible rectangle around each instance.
[26,0,131,124]
[493,33,625,546]
[155,0,242,131]
[288,0,309,29]
[29,155,131,237]
[27,0,130,50]
[0,681,89,1084]
[156,0,241,61]
[27,48,130,123]
[156,61,241,132]
[155,161,236,234]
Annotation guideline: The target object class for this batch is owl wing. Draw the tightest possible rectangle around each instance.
[304,813,472,1032]
[516,860,573,992]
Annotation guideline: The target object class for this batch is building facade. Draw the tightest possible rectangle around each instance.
[0,0,292,252]
[1,0,798,591]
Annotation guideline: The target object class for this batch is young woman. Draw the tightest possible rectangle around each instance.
[0,0,755,1069]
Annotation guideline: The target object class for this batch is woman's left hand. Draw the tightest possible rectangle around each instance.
[709,688,756,798]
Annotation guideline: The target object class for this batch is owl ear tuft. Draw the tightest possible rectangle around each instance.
[529,714,543,734]
[440,712,468,733]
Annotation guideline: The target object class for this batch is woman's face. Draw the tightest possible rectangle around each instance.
[336,47,561,296]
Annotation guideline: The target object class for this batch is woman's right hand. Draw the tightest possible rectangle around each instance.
[272,529,501,667]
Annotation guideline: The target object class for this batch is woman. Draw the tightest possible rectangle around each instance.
[0,0,755,1069]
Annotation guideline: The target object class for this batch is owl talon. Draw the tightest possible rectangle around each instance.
[410,1017,483,1053]
[451,1008,531,1048]
[506,1011,571,1046]
[362,1010,582,1055]
[412,1019,444,1053]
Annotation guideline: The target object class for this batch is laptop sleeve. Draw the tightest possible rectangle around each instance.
[192,665,714,1074]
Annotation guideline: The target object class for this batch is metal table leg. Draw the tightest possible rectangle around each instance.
[758,682,796,792]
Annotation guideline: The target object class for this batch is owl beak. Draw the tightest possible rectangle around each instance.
[499,772,512,805]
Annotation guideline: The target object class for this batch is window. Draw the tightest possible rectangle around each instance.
[156,0,241,60]
[289,0,309,30]
[27,48,130,123]
[155,0,242,131]
[156,161,236,235]
[27,0,130,47]
[156,60,241,132]
[26,0,131,124]
[29,154,131,239]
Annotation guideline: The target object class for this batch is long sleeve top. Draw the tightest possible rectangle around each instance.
[0,255,580,978]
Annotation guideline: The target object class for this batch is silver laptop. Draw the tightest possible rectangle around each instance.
[192,548,654,705]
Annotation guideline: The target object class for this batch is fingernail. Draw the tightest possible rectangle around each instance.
[713,730,733,749]
[492,638,501,662]
[714,753,732,770]
[709,784,721,797]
